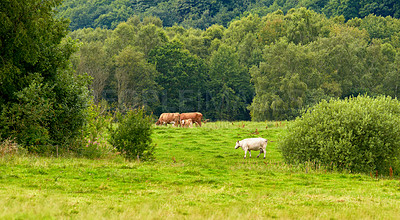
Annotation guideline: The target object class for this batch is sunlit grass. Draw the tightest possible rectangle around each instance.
[0,122,400,219]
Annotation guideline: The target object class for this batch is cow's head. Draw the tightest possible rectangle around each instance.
[235,140,241,149]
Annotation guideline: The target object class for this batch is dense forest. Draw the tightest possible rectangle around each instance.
[58,0,400,30]
[68,6,400,121]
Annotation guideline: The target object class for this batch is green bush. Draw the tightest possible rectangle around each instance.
[280,95,400,174]
[79,100,115,159]
[48,71,91,150]
[108,108,154,160]
[0,72,90,155]
[0,78,53,153]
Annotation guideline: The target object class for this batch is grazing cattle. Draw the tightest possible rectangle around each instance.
[235,138,267,159]
[180,112,203,127]
[181,119,193,128]
[155,113,180,126]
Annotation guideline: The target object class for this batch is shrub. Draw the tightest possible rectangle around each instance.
[79,100,115,159]
[280,95,400,174]
[108,108,154,160]
[48,71,91,151]
[0,72,90,155]
[0,78,53,153]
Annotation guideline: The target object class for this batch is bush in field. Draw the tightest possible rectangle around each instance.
[280,95,400,174]
[79,100,115,159]
[108,108,154,160]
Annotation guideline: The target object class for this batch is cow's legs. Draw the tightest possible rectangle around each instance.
[257,149,262,158]
[248,150,251,158]
[263,148,266,159]
[244,149,248,159]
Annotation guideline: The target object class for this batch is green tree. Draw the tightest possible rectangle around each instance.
[0,0,90,151]
[224,14,262,48]
[172,28,211,59]
[207,44,254,120]
[285,7,330,45]
[347,14,400,44]
[76,41,109,103]
[115,46,159,109]
[323,0,360,20]
[311,24,370,97]
[135,23,168,57]
[249,39,314,120]
[358,0,400,18]
[237,33,263,67]
[258,10,287,45]
[149,41,208,115]
[104,21,137,57]
[383,51,400,98]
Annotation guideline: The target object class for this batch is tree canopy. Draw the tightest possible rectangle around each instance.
[58,0,400,31]
[67,7,400,121]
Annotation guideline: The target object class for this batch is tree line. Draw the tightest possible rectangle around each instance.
[69,8,400,121]
[58,0,400,31]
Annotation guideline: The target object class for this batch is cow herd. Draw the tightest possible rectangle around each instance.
[155,112,203,127]
[155,112,269,159]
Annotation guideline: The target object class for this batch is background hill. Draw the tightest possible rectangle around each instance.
[58,0,400,30]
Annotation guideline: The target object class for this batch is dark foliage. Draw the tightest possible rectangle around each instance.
[58,0,400,31]
[0,0,90,153]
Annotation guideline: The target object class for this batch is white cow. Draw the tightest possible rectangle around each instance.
[235,138,267,159]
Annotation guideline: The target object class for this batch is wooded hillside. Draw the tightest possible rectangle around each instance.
[68,7,400,121]
[58,0,400,30]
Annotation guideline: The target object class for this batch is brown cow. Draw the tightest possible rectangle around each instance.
[180,112,203,127]
[155,113,180,126]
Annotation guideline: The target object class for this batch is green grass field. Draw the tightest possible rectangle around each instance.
[1,122,400,219]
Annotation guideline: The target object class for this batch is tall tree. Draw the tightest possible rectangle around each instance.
[115,46,159,109]
[135,23,168,57]
[249,39,315,121]
[148,41,208,115]
[0,0,89,148]
[208,44,253,120]
[76,41,109,103]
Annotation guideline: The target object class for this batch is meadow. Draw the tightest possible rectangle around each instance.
[1,122,400,219]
